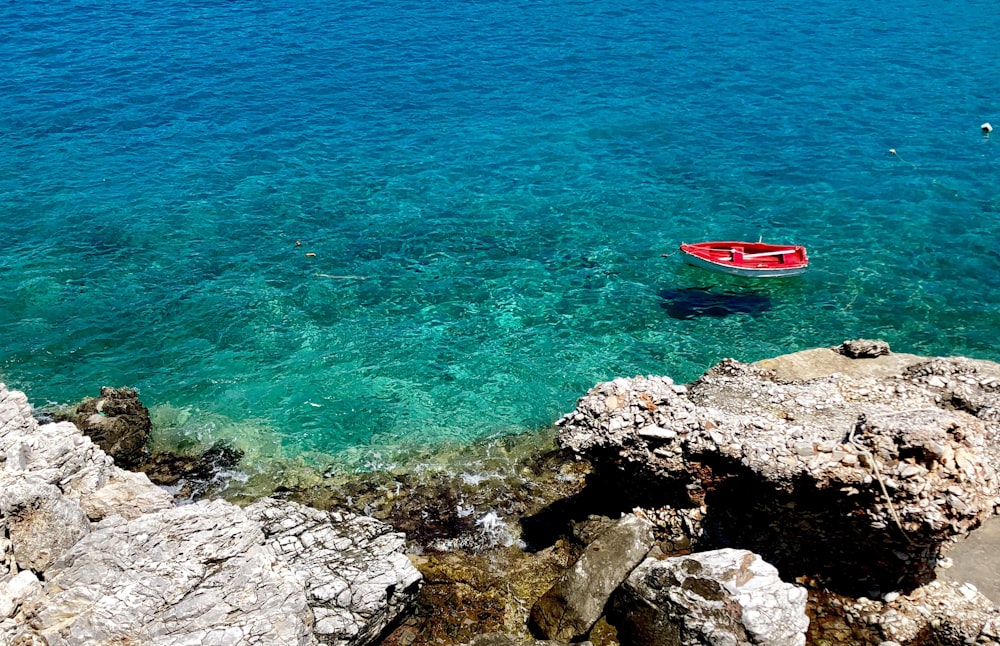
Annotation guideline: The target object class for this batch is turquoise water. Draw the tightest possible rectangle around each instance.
[3,0,999,470]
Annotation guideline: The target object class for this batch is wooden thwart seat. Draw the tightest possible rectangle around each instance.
[738,249,798,260]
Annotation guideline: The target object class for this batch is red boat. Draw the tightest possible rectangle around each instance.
[678,241,809,277]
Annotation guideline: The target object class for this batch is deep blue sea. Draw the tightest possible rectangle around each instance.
[3,0,999,474]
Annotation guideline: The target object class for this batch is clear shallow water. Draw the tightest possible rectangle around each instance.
[2,0,999,471]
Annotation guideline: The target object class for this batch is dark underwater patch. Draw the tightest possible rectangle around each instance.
[658,286,772,320]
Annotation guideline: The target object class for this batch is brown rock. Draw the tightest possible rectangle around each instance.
[71,387,151,469]
[836,339,892,359]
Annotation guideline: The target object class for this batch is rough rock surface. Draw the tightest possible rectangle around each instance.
[0,568,42,617]
[69,386,152,469]
[6,496,422,646]
[0,384,174,521]
[24,499,315,646]
[612,549,809,646]
[529,514,654,641]
[461,635,592,646]
[0,384,422,646]
[807,579,1000,645]
[247,498,422,646]
[556,345,1000,593]
[0,481,90,572]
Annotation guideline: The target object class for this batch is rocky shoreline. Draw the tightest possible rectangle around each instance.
[4,340,1000,645]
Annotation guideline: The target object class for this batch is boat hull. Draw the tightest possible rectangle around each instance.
[681,253,808,277]
[678,241,809,278]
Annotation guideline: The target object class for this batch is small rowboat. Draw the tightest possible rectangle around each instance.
[678,241,809,277]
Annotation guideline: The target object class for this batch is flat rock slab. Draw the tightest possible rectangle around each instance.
[754,347,925,382]
[529,514,654,641]
[939,515,1000,604]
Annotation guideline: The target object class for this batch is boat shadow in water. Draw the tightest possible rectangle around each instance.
[658,286,772,320]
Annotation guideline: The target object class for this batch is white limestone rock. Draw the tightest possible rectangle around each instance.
[0,384,173,521]
[18,499,315,646]
[0,570,42,619]
[0,479,90,572]
[0,384,422,646]
[246,497,422,646]
[554,351,1000,593]
[613,548,809,646]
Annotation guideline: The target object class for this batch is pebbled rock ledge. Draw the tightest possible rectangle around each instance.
[548,340,1000,645]
[0,384,421,645]
[556,341,1000,594]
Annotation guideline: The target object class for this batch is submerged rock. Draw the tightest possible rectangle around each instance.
[461,635,591,646]
[140,441,245,501]
[389,543,574,645]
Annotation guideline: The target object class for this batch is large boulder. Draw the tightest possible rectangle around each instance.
[529,514,654,641]
[556,346,1000,593]
[0,480,90,572]
[611,549,809,646]
[247,498,422,646]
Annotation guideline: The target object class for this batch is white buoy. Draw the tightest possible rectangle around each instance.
[982,122,993,134]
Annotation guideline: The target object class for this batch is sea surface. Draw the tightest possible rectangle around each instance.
[2,0,999,474]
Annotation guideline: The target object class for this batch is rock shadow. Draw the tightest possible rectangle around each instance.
[691,456,941,597]
[519,468,694,553]
[524,453,943,597]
